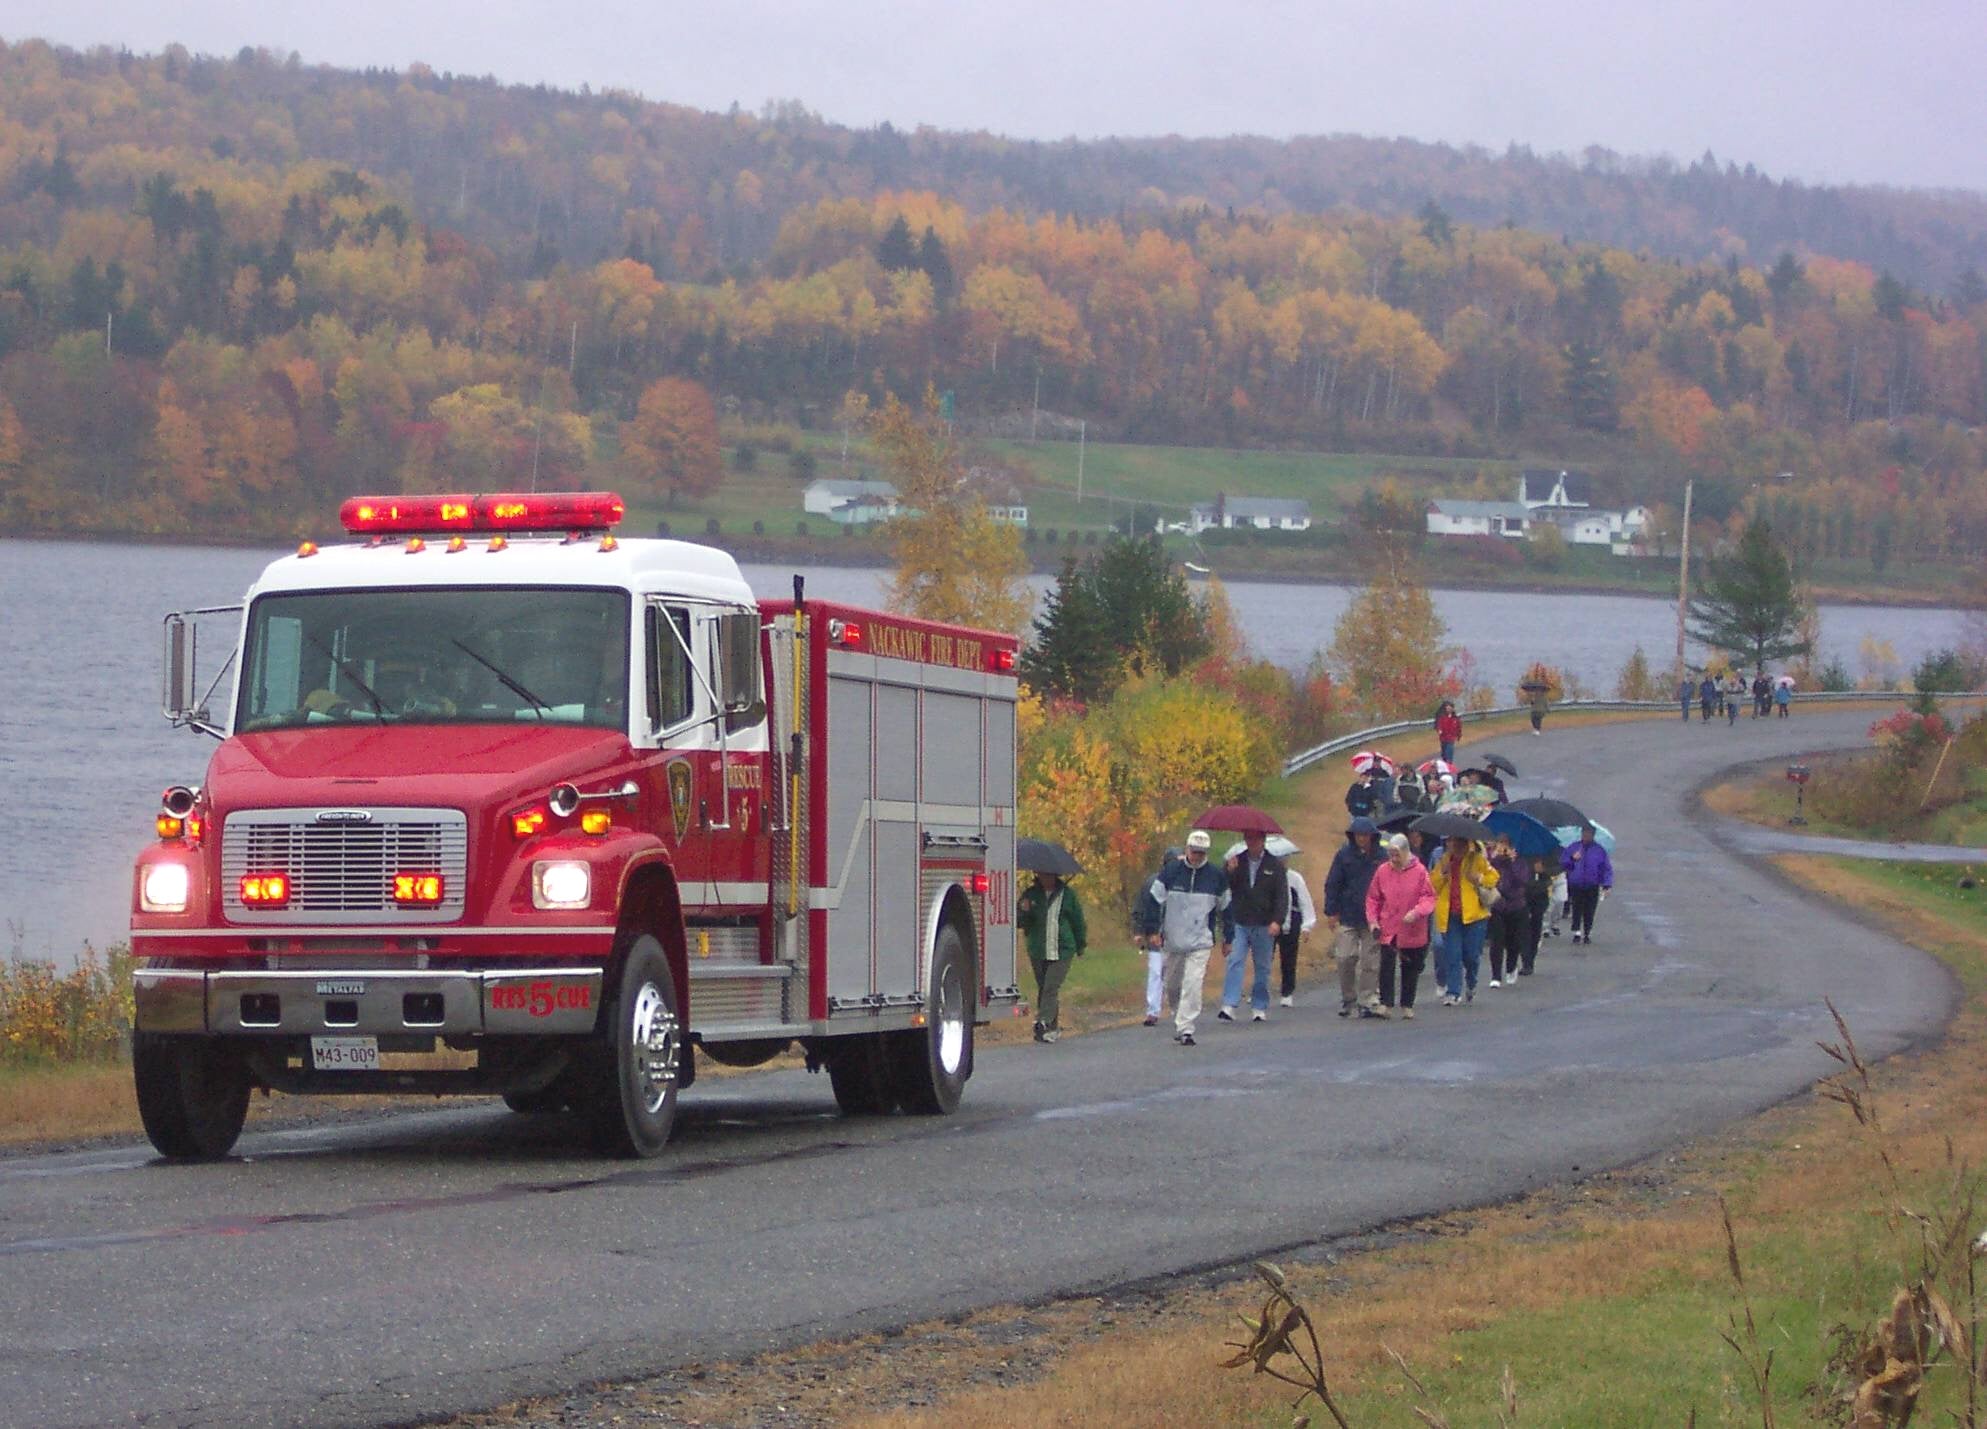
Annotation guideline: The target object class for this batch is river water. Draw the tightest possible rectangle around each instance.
[1,536,1970,960]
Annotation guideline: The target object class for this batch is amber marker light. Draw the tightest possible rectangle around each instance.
[392,873,444,905]
[240,873,289,905]
[405,536,426,553]
[296,540,318,558]
[156,814,184,839]
[446,535,467,553]
[580,809,613,835]
[487,534,508,552]
[598,534,618,552]
[511,807,547,839]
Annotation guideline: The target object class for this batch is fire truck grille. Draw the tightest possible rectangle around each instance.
[221,807,468,923]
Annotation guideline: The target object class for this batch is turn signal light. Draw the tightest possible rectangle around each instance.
[511,807,547,839]
[829,619,864,648]
[156,814,184,839]
[393,873,444,905]
[580,809,613,835]
[240,873,289,905]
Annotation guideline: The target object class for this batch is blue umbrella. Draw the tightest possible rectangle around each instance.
[1551,821,1616,853]
[1482,807,1561,858]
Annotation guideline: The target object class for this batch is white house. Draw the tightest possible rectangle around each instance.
[1183,497,1313,533]
[826,492,901,526]
[1520,468,1593,511]
[803,478,899,518]
[1426,499,1530,538]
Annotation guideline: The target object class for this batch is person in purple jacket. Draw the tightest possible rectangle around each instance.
[1560,824,1614,945]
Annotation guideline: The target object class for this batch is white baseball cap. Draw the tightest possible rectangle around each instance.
[1185,830,1212,850]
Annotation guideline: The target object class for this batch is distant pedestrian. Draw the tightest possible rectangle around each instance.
[1679,675,1695,723]
[1405,827,1439,869]
[1018,871,1086,1043]
[1524,855,1555,969]
[1148,831,1229,1047]
[1528,684,1550,736]
[1322,816,1387,1018]
[1774,680,1792,718]
[1430,835,1498,1006]
[1435,701,1462,765]
[1133,849,1179,1026]
[1699,674,1718,722]
[1219,830,1288,1023]
[1275,864,1318,1008]
[1344,767,1386,821]
[1391,765,1429,814]
[1725,673,1743,725]
[1751,673,1771,718]
[1483,834,1531,986]
[1365,834,1436,1019]
[1560,823,1614,945]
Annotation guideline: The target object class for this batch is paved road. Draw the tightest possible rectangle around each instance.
[0,707,1959,1429]
[1719,824,1987,863]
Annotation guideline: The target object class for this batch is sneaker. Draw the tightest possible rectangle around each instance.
[1180,1032,1197,1047]
[1143,1015,1159,1027]
[1251,1010,1267,1023]
[1217,1007,1236,1022]
[1041,1028,1060,1043]
[1364,1004,1392,1020]
[1440,995,1457,1007]
[1487,979,1501,989]
[1278,995,1294,1008]
[1031,1023,1045,1042]
[1338,1001,1353,1018]
[1172,1030,1185,1043]
[1402,1006,1416,1020]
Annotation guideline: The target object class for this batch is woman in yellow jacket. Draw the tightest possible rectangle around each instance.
[1428,836,1498,1006]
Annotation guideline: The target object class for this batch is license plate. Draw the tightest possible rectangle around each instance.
[311,1036,379,1071]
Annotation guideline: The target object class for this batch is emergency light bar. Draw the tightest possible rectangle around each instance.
[337,492,626,536]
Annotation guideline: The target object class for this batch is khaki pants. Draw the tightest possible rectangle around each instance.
[1163,945,1214,1036]
[1335,925,1379,1006]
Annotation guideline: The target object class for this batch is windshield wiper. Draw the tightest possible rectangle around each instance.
[303,633,389,720]
[451,639,552,720]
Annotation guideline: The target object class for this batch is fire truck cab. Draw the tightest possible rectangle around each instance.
[130,492,1020,1159]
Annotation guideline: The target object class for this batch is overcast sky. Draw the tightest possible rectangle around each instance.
[7,0,1984,192]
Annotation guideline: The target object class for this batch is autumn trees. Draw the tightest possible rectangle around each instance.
[620,378,721,506]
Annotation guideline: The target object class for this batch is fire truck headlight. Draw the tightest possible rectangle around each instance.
[141,862,191,913]
[532,860,591,910]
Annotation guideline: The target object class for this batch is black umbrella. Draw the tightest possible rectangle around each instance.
[1507,796,1588,828]
[1015,838,1082,876]
[1411,811,1492,842]
[1520,679,1551,692]
[1377,807,1422,833]
[1480,752,1519,777]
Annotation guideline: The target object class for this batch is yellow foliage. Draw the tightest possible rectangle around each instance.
[0,945,133,1064]
[1327,559,1458,718]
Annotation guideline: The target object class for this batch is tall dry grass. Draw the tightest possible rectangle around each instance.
[0,942,133,1064]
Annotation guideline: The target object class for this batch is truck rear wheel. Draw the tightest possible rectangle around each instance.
[578,934,681,1157]
[826,1034,896,1115]
[889,920,974,1115]
[133,1033,251,1160]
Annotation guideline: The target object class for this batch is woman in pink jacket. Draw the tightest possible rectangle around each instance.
[1365,833,1437,1019]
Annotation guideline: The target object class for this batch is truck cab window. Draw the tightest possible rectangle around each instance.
[646,603,694,731]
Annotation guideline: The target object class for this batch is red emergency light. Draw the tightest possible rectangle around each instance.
[338,492,626,536]
[988,647,1017,673]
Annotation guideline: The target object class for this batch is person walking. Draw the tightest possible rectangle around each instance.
[1147,831,1229,1046]
[1219,830,1288,1024]
[1133,849,1179,1026]
[1365,834,1436,1019]
[1483,833,1531,987]
[1698,673,1718,723]
[1435,701,1462,765]
[1523,854,1555,972]
[1528,683,1550,736]
[1322,816,1387,1018]
[1344,767,1386,821]
[1725,672,1743,725]
[1679,673,1695,723]
[1275,862,1318,1008]
[1430,836,1498,1005]
[1751,672,1771,719]
[1017,871,1086,1043]
[1774,679,1792,718]
[1560,823,1614,945]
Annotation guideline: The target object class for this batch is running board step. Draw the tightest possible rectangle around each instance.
[687,961,793,1026]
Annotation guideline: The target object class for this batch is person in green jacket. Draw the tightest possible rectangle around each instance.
[1018,871,1087,1043]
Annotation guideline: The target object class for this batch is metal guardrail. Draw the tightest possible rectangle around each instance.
[1281,690,1982,778]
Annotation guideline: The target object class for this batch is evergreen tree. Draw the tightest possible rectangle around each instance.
[1687,519,1810,674]
[1416,199,1454,247]
[1089,533,1207,677]
[1018,556,1114,703]
[916,226,955,304]
[1563,340,1619,430]
[1766,252,1805,305]
[875,215,917,272]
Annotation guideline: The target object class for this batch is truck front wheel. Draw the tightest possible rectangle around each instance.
[133,1033,251,1160]
[579,934,681,1157]
[889,920,974,1115]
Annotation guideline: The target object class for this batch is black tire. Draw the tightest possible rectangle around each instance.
[577,933,681,1157]
[888,919,974,1115]
[133,1032,251,1160]
[826,1033,896,1116]
[502,1087,568,1114]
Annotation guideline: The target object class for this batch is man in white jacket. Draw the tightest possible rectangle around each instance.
[1145,831,1230,1046]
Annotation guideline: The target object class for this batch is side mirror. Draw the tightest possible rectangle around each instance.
[163,615,201,724]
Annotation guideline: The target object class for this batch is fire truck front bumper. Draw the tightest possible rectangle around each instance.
[133,966,604,1037]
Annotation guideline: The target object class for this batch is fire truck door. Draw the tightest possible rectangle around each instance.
[642,600,713,880]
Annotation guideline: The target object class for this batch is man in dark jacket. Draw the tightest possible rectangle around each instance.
[1751,672,1771,718]
[1698,674,1718,722]
[1344,769,1385,820]
[1322,816,1387,1018]
[1219,831,1287,1023]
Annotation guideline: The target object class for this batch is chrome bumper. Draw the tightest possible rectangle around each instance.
[134,966,604,1037]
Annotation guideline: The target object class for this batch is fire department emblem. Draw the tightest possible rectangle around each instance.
[666,759,694,840]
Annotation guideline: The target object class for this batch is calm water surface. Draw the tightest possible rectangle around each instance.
[1,537,1968,959]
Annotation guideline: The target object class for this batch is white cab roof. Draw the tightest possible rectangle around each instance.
[248,536,756,605]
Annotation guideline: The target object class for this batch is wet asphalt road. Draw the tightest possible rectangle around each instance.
[0,706,1960,1428]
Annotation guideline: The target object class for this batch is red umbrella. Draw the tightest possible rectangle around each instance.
[1349,750,1397,775]
[1191,804,1285,835]
[1417,758,1456,778]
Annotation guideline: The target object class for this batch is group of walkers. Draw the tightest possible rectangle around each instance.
[1018,706,1619,1049]
[1682,670,1794,724]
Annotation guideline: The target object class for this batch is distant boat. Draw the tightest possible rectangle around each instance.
[1182,561,1210,575]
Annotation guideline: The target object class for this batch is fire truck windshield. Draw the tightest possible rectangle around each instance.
[238,587,630,731]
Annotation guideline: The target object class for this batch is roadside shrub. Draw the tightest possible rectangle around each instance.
[654,519,671,538]
[0,944,133,1064]
[794,520,809,538]
[1615,644,1667,702]
[1818,657,1854,691]
[732,443,759,472]
[751,519,765,536]
[787,450,817,481]
[704,517,722,537]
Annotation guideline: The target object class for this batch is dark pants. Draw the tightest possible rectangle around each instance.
[1276,927,1301,997]
[1568,885,1602,939]
[1727,697,1739,725]
[1487,905,1531,979]
[1529,709,1543,732]
[1030,955,1071,1031]
[1526,900,1548,962]
[1700,697,1713,721]
[1381,942,1426,1008]
[1680,699,1692,722]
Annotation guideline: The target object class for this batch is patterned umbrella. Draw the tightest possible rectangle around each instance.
[1417,758,1456,778]
[1349,750,1397,775]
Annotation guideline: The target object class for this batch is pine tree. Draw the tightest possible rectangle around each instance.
[1564,340,1619,431]
[1090,534,1208,678]
[916,226,955,304]
[1018,557,1113,703]
[875,215,917,272]
[1687,519,1810,674]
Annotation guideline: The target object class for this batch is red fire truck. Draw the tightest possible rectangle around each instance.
[129,492,1021,1159]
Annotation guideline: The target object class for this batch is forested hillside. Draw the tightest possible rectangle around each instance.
[2,35,1986,576]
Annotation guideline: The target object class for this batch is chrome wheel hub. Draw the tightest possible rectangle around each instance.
[630,980,679,1114]
[936,961,966,1076]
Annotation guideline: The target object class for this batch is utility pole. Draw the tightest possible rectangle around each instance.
[568,320,578,377]
[1675,478,1694,680]
[1076,419,1086,505]
[1030,367,1040,443]
[105,310,113,355]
